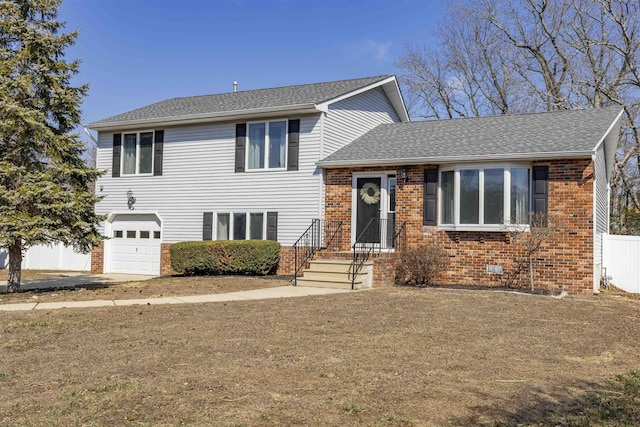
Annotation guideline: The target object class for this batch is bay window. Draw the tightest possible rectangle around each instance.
[460,169,479,224]
[510,168,530,224]
[439,165,530,228]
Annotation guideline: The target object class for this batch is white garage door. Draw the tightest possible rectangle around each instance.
[110,214,161,275]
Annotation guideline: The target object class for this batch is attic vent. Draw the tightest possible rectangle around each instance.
[233,81,238,92]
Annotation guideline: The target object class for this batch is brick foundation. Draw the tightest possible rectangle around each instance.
[90,242,104,274]
[160,243,178,276]
[276,246,295,275]
[324,159,596,294]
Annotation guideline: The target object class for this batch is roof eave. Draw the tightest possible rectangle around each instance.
[85,103,320,131]
[591,108,624,182]
[315,76,410,123]
[317,150,594,168]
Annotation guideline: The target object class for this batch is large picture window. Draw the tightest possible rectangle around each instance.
[247,121,287,170]
[440,165,530,229]
[122,131,154,175]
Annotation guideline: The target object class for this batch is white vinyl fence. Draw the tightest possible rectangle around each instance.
[603,233,640,294]
[0,243,91,272]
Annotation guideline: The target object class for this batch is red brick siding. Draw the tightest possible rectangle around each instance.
[324,159,595,294]
[277,246,295,275]
[161,243,178,276]
[90,242,104,274]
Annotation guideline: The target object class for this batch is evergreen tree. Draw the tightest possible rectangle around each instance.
[0,0,103,292]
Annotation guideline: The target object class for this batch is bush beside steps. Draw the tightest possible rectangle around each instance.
[170,240,281,276]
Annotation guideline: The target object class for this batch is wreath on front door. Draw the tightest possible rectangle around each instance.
[360,182,381,205]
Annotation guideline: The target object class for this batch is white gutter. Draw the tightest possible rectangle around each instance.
[592,152,599,294]
[85,103,320,131]
[317,150,594,168]
[83,127,99,145]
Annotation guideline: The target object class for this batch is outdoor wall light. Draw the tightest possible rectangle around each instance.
[401,166,408,183]
[126,189,136,210]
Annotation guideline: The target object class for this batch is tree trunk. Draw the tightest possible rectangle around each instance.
[6,241,22,293]
[529,256,534,293]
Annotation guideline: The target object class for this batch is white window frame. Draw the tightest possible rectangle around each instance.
[439,163,531,232]
[215,212,268,240]
[245,120,288,171]
[121,130,155,176]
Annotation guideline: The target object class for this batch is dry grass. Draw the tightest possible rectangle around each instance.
[0,275,291,304]
[0,285,639,426]
[0,269,68,281]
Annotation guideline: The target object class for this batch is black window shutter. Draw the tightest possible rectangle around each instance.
[153,130,164,176]
[235,123,246,173]
[112,133,122,177]
[532,166,549,223]
[287,119,300,171]
[423,169,438,226]
[266,212,278,241]
[203,212,213,241]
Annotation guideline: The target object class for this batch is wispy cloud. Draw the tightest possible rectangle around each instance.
[349,39,393,62]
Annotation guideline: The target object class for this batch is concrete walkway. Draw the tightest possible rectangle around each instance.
[0,285,353,312]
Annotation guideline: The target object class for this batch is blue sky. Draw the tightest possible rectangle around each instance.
[58,0,444,145]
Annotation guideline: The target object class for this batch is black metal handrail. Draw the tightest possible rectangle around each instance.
[293,219,343,285]
[394,220,407,254]
[349,218,406,289]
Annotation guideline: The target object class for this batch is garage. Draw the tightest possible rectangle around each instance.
[109,214,161,275]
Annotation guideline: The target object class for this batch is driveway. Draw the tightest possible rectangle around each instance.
[0,272,155,292]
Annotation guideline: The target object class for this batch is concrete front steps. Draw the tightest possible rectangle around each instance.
[296,259,373,290]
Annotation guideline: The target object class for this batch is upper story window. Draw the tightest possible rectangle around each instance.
[235,119,298,173]
[122,131,154,175]
[440,165,530,229]
[247,120,287,170]
[112,130,163,178]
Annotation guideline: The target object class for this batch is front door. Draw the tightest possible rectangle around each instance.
[355,177,382,243]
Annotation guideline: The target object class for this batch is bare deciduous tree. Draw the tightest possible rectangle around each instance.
[506,212,560,292]
[396,0,640,234]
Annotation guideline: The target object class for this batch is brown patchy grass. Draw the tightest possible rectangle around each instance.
[0,286,639,426]
[0,275,291,304]
[0,269,68,281]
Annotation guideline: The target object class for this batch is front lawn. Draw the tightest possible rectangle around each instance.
[0,275,291,304]
[1,286,639,426]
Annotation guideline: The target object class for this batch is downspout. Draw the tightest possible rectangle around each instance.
[318,112,326,221]
[592,153,599,294]
[83,126,99,146]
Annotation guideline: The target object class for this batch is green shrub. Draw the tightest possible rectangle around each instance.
[170,240,281,276]
[395,246,449,287]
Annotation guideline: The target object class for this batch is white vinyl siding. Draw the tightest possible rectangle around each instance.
[594,144,609,283]
[322,86,400,157]
[95,114,322,245]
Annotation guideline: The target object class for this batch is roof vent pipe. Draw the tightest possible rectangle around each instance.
[233,81,238,92]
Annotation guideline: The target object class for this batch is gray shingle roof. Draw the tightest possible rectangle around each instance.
[89,76,392,126]
[319,107,623,166]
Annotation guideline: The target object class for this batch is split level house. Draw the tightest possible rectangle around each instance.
[86,75,623,295]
